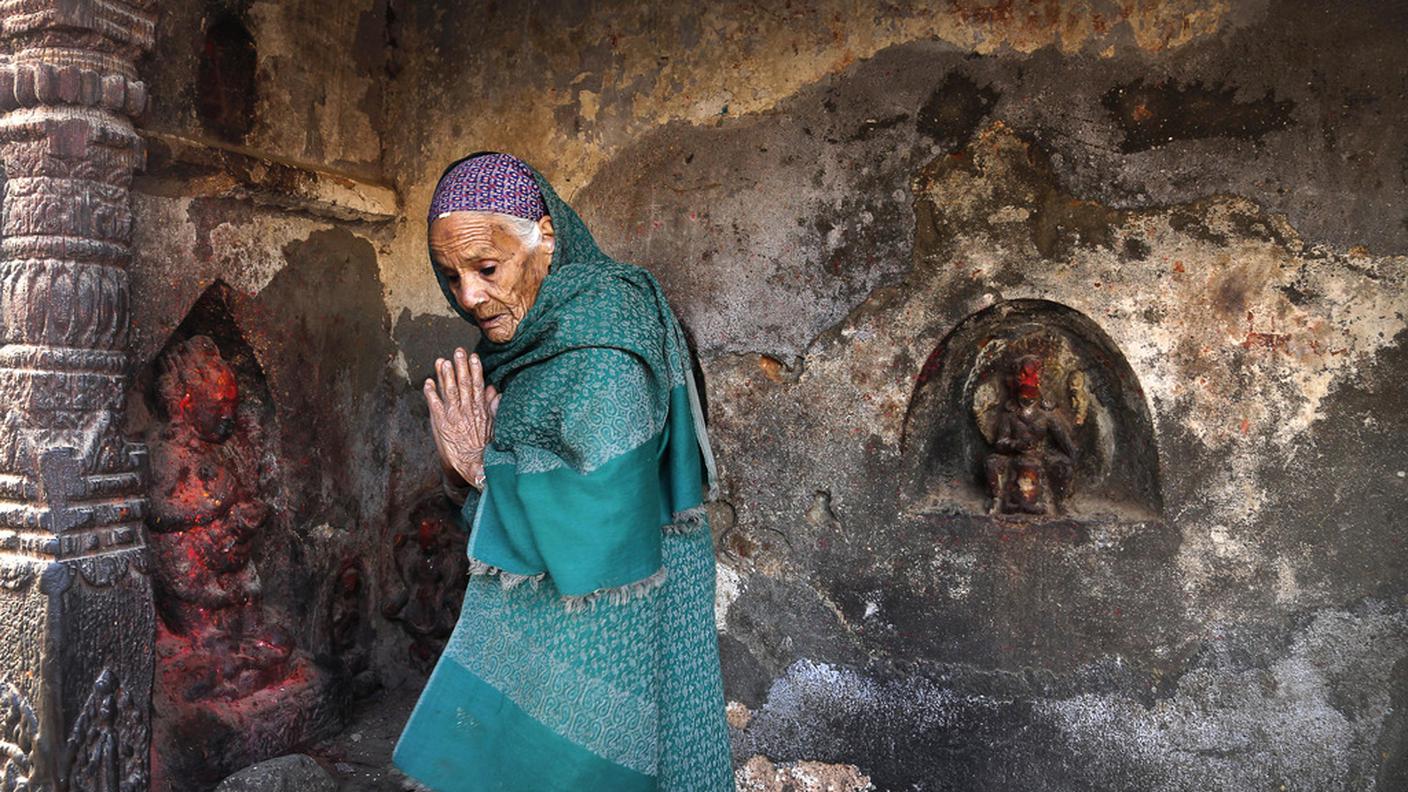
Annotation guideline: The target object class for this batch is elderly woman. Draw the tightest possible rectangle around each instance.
[391,153,734,791]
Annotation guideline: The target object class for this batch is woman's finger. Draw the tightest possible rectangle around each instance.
[465,354,487,434]
[424,379,458,470]
[484,384,499,416]
[424,379,448,439]
[453,347,474,414]
[470,353,486,409]
[438,358,460,412]
[424,377,444,416]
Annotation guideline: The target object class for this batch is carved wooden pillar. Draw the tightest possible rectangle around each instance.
[0,1,158,790]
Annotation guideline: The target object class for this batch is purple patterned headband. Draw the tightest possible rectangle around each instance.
[428,153,547,223]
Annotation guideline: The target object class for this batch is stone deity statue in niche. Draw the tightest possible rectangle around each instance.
[983,354,1077,515]
[383,497,469,673]
[147,335,293,700]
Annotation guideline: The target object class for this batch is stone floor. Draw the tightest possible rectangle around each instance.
[298,681,879,792]
[307,682,423,791]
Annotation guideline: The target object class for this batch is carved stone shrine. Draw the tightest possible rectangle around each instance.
[0,1,160,790]
[147,335,293,701]
[903,299,1162,523]
[139,306,341,791]
[382,495,469,675]
[980,354,1078,516]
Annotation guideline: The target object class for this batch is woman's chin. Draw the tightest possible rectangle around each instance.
[482,325,515,343]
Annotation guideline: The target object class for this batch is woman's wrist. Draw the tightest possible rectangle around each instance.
[440,460,486,502]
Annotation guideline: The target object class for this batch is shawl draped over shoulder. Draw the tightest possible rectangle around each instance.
[439,155,718,608]
[392,154,734,792]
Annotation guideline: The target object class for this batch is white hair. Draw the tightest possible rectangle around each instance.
[435,210,541,250]
[497,213,542,250]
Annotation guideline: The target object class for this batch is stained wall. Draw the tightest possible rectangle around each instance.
[128,1,1407,790]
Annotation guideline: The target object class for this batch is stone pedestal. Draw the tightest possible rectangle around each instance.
[151,629,342,792]
[0,1,160,790]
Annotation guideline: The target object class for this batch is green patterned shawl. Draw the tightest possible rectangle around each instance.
[433,156,719,608]
[396,158,734,791]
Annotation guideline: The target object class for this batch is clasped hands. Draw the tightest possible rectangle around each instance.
[424,347,500,492]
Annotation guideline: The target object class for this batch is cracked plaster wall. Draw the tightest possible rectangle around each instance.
[125,0,1407,789]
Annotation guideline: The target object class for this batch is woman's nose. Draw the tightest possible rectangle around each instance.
[457,279,486,310]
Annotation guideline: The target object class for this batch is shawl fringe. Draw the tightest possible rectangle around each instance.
[663,504,710,535]
[467,557,668,612]
[395,772,434,792]
[562,566,667,613]
[467,558,546,590]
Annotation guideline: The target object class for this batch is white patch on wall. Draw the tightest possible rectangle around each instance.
[735,754,875,792]
[862,598,880,620]
[1037,607,1407,790]
[1175,461,1270,593]
[716,563,744,633]
[391,349,410,382]
[930,547,976,601]
[208,214,344,293]
[1275,556,1300,604]
[1208,525,1246,560]
[986,205,1031,224]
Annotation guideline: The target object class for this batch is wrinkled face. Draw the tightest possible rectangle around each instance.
[429,211,555,343]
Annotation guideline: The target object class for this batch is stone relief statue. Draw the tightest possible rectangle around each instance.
[980,354,1078,516]
[325,556,376,697]
[0,680,38,791]
[146,335,293,700]
[906,300,1163,523]
[383,497,468,673]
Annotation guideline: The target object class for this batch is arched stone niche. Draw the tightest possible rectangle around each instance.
[131,282,344,790]
[135,281,274,429]
[902,299,1161,522]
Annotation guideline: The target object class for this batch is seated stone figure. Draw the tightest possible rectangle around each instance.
[382,498,468,673]
[147,335,293,700]
[984,354,1077,515]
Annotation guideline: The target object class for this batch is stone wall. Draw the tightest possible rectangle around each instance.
[128,1,1407,789]
[128,2,407,788]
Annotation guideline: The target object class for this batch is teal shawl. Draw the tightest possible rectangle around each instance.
[434,156,718,605]
[393,157,734,791]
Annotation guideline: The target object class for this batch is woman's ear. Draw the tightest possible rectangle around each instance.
[538,214,555,252]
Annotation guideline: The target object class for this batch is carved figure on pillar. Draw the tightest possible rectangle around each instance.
[983,355,1077,515]
[64,668,147,792]
[147,335,293,700]
[0,680,39,789]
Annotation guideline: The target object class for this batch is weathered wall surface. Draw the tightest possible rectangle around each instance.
[385,1,1408,789]
[127,0,1406,789]
[128,7,419,785]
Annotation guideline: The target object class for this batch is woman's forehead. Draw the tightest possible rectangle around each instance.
[429,213,515,258]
